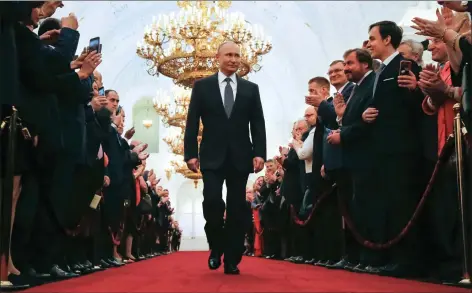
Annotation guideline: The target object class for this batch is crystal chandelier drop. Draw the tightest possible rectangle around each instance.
[136,1,272,88]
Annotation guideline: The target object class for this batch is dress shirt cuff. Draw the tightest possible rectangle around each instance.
[422,96,437,116]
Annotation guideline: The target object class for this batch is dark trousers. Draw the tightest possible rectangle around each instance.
[422,157,462,273]
[201,158,249,266]
[31,165,66,272]
[11,171,39,272]
[358,154,420,266]
[335,168,360,263]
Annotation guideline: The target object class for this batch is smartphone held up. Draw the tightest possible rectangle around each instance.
[399,60,412,76]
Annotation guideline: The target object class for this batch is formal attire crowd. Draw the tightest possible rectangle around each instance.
[243,5,472,283]
[0,2,181,289]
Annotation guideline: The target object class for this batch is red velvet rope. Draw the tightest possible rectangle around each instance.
[289,184,336,227]
[338,136,455,250]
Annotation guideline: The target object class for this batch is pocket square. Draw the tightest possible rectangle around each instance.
[382,77,395,81]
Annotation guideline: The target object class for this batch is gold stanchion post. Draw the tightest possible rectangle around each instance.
[453,103,471,285]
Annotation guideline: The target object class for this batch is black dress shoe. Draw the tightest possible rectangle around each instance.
[50,265,78,279]
[27,267,50,278]
[326,259,349,270]
[377,264,422,278]
[107,258,124,267]
[352,264,367,273]
[304,258,316,265]
[100,259,111,268]
[224,264,240,275]
[208,251,221,270]
[83,260,93,269]
[4,275,30,291]
[320,260,336,267]
[344,262,356,271]
[364,265,381,274]
[314,260,326,266]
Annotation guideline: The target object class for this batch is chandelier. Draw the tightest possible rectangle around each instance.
[156,87,203,188]
[136,0,272,88]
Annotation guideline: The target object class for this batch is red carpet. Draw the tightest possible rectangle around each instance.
[22,252,469,292]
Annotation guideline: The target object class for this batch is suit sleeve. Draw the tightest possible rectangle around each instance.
[317,101,338,129]
[340,121,369,145]
[54,27,80,63]
[15,24,85,96]
[250,84,267,161]
[184,81,202,162]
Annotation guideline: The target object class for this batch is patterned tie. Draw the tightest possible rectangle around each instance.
[224,77,234,118]
[373,63,386,97]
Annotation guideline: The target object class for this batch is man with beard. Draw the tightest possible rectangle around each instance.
[326,48,375,272]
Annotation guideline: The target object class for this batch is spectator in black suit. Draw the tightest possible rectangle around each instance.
[361,20,424,277]
[326,48,375,272]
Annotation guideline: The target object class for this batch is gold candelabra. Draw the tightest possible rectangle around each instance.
[136,0,272,88]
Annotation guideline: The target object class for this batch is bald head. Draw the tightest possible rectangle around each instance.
[304,106,317,126]
[93,70,103,88]
[216,41,241,76]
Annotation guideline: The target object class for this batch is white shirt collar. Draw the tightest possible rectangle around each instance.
[358,70,373,86]
[218,71,237,85]
[382,51,399,67]
[337,82,349,94]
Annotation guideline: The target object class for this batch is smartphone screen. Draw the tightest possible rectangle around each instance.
[399,60,412,75]
[89,37,100,52]
[98,87,105,96]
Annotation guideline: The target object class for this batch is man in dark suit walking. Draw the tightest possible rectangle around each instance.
[184,41,266,275]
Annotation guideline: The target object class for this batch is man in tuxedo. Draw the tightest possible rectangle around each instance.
[184,41,267,274]
[361,20,424,277]
[326,48,375,272]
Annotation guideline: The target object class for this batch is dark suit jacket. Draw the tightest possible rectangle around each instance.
[318,82,355,171]
[0,1,37,106]
[281,148,304,207]
[340,71,375,170]
[184,73,267,173]
[369,54,423,156]
[312,120,331,195]
[318,82,355,130]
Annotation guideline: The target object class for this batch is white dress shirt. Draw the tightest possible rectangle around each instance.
[295,127,316,173]
[382,51,399,67]
[218,71,237,105]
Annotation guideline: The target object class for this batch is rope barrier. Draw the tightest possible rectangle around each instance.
[289,184,336,227]
[337,136,455,250]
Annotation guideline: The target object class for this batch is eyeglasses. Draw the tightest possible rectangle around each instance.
[328,68,344,75]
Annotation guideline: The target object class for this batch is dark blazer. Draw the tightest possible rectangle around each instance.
[312,120,331,195]
[281,148,304,207]
[318,82,356,130]
[0,1,37,106]
[340,71,376,170]
[318,82,355,171]
[368,54,423,156]
[184,73,267,173]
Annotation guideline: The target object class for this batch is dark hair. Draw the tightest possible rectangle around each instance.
[368,21,403,49]
[105,89,116,96]
[343,48,373,70]
[38,17,61,36]
[308,76,330,89]
[329,60,344,67]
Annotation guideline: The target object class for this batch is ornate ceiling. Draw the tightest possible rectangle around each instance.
[53,1,436,156]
